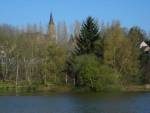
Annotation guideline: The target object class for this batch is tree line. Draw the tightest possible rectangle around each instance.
[0,17,150,91]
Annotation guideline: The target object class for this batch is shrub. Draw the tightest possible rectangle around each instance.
[73,54,120,91]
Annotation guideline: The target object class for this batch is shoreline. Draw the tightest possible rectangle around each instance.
[0,83,150,96]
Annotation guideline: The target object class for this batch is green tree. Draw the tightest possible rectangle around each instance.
[75,16,100,55]
[139,38,150,83]
[128,26,145,47]
[140,51,150,83]
[104,22,140,83]
[43,42,67,84]
[128,26,146,83]
[72,54,120,91]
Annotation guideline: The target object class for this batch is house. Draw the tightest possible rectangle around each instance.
[140,41,150,55]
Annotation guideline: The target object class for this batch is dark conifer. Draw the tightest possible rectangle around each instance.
[75,16,100,55]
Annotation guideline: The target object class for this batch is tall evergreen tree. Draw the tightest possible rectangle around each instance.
[75,16,100,55]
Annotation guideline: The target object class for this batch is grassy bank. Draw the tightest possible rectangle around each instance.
[122,84,150,92]
[0,81,150,95]
[0,81,73,95]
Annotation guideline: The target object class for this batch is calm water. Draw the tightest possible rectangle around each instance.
[0,92,150,113]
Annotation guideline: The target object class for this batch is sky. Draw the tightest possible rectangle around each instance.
[0,0,150,32]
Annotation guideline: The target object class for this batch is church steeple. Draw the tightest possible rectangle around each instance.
[48,13,56,41]
[49,13,54,25]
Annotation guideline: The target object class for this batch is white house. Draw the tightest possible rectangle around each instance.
[140,41,150,53]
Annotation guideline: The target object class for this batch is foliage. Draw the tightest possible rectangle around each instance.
[0,16,150,93]
[140,46,150,83]
[104,22,141,84]
[75,16,100,55]
[128,26,145,47]
[72,54,120,91]
[43,42,67,84]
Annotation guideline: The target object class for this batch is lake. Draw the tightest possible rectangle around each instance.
[0,92,150,113]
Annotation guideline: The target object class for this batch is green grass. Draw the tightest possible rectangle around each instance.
[0,81,149,95]
[0,81,73,95]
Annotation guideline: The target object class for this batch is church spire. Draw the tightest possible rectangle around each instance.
[48,12,56,41]
[49,13,54,25]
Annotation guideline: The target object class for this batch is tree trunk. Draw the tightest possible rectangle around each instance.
[44,73,47,85]
[65,73,68,84]
[16,58,19,95]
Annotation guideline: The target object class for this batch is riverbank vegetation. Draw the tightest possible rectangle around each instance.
[0,16,150,93]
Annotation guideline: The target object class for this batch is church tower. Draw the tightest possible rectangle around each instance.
[48,13,56,41]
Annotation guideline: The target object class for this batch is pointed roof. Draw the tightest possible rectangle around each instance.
[140,41,148,48]
[49,13,54,25]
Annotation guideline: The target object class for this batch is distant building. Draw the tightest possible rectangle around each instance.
[140,41,150,55]
[48,13,56,41]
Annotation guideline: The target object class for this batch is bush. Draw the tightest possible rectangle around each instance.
[73,54,120,91]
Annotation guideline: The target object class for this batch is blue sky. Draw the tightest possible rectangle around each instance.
[0,0,149,32]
